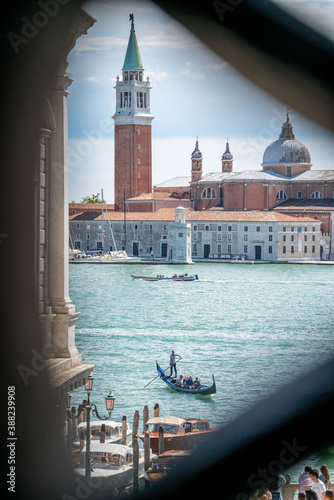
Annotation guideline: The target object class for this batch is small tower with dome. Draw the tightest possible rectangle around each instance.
[262,113,312,177]
[191,137,203,182]
[221,139,233,172]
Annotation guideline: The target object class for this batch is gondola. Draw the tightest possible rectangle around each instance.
[156,362,216,395]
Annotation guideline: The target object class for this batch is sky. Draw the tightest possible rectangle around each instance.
[67,0,334,204]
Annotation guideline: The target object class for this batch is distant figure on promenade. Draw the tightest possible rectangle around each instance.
[319,466,331,489]
[299,466,314,492]
[170,350,181,377]
[257,487,272,499]
[305,469,326,500]
[325,491,334,500]
[268,474,286,500]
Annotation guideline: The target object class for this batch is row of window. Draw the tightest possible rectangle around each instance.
[201,188,327,200]
[282,246,316,254]
[193,225,273,232]
[282,235,316,242]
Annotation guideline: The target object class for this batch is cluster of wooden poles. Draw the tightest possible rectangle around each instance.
[67,402,163,494]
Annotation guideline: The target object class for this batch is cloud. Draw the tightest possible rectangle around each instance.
[180,60,229,81]
[71,19,201,54]
[83,76,103,82]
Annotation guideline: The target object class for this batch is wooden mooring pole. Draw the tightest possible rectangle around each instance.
[132,410,140,496]
[153,403,160,417]
[133,436,139,497]
[100,423,106,443]
[144,431,150,491]
[158,426,164,455]
[121,415,127,445]
[143,405,149,431]
[132,410,140,441]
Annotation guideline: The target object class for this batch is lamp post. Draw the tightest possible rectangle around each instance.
[67,375,116,480]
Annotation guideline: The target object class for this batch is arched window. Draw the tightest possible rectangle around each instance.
[202,187,217,199]
[310,191,324,199]
[276,190,287,200]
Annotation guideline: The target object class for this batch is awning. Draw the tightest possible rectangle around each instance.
[146,416,186,427]
[81,442,132,457]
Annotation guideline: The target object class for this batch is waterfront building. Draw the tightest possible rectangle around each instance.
[69,207,322,262]
[106,15,333,260]
[153,115,334,213]
[112,14,154,212]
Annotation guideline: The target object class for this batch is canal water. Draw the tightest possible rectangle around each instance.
[69,262,334,481]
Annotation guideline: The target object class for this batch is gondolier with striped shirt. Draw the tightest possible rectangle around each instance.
[170,350,182,378]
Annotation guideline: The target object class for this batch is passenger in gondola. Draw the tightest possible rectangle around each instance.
[175,375,183,386]
[183,376,189,388]
[194,377,201,388]
[187,376,195,389]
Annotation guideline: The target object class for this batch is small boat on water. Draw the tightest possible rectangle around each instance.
[73,420,132,448]
[131,273,199,281]
[137,416,218,453]
[156,362,216,395]
[73,442,149,491]
[144,449,192,484]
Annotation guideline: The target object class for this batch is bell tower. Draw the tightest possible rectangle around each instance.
[112,14,154,211]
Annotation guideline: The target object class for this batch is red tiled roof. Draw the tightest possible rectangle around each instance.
[70,208,319,223]
[127,192,189,201]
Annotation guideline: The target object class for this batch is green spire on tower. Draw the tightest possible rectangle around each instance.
[122,13,144,70]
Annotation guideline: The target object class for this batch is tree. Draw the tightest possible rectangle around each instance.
[80,193,106,204]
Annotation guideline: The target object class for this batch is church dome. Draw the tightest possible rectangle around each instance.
[262,114,311,167]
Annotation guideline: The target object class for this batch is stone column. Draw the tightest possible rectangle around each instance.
[48,75,80,361]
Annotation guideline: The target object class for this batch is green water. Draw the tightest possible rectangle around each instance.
[69,263,334,481]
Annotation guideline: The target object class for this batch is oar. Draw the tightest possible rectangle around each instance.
[144,358,182,388]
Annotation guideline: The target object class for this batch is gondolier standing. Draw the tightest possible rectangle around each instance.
[170,350,182,377]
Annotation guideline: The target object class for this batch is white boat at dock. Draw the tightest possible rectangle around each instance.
[74,420,132,447]
[73,442,148,491]
[69,249,140,263]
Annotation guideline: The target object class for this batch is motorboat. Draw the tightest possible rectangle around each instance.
[73,442,147,491]
[144,449,192,483]
[131,273,198,281]
[137,416,218,453]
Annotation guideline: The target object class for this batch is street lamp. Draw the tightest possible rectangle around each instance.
[67,376,116,480]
